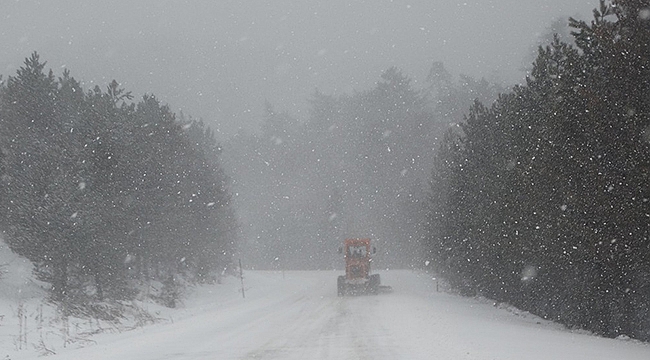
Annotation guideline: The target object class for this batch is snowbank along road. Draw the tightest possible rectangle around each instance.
[13,270,650,360]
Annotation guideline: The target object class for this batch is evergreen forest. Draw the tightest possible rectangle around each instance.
[1,0,649,342]
[0,53,237,305]
[427,0,650,340]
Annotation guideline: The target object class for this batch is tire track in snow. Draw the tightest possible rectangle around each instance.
[238,274,400,360]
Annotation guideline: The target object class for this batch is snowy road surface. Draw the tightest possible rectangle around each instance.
[14,270,650,360]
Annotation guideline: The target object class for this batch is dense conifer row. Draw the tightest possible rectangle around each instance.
[0,53,236,303]
[425,0,650,340]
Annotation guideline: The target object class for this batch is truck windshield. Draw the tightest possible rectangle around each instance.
[347,245,367,258]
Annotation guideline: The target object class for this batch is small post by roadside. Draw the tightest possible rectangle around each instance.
[239,259,245,299]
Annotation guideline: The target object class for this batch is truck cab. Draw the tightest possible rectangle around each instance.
[338,238,380,296]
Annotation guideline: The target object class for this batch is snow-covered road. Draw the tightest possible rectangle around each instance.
[14,270,650,359]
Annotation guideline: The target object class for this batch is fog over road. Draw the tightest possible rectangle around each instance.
[20,270,650,360]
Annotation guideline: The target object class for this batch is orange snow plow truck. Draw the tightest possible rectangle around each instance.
[337,238,381,296]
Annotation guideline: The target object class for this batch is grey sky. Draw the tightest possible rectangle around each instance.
[1,0,597,136]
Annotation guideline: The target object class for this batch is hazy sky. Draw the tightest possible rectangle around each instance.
[1,0,597,136]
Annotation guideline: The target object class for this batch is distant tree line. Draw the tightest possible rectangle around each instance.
[425,0,650,340]
[223,65,501,269]
[0,53,237,304]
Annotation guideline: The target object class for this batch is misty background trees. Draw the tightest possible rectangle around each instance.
[223,65,499,270]
[0,53,236,304]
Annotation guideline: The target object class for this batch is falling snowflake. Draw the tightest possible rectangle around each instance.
[639,8,650,20]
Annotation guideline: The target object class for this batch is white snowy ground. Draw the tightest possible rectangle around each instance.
[3,261,650,360]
